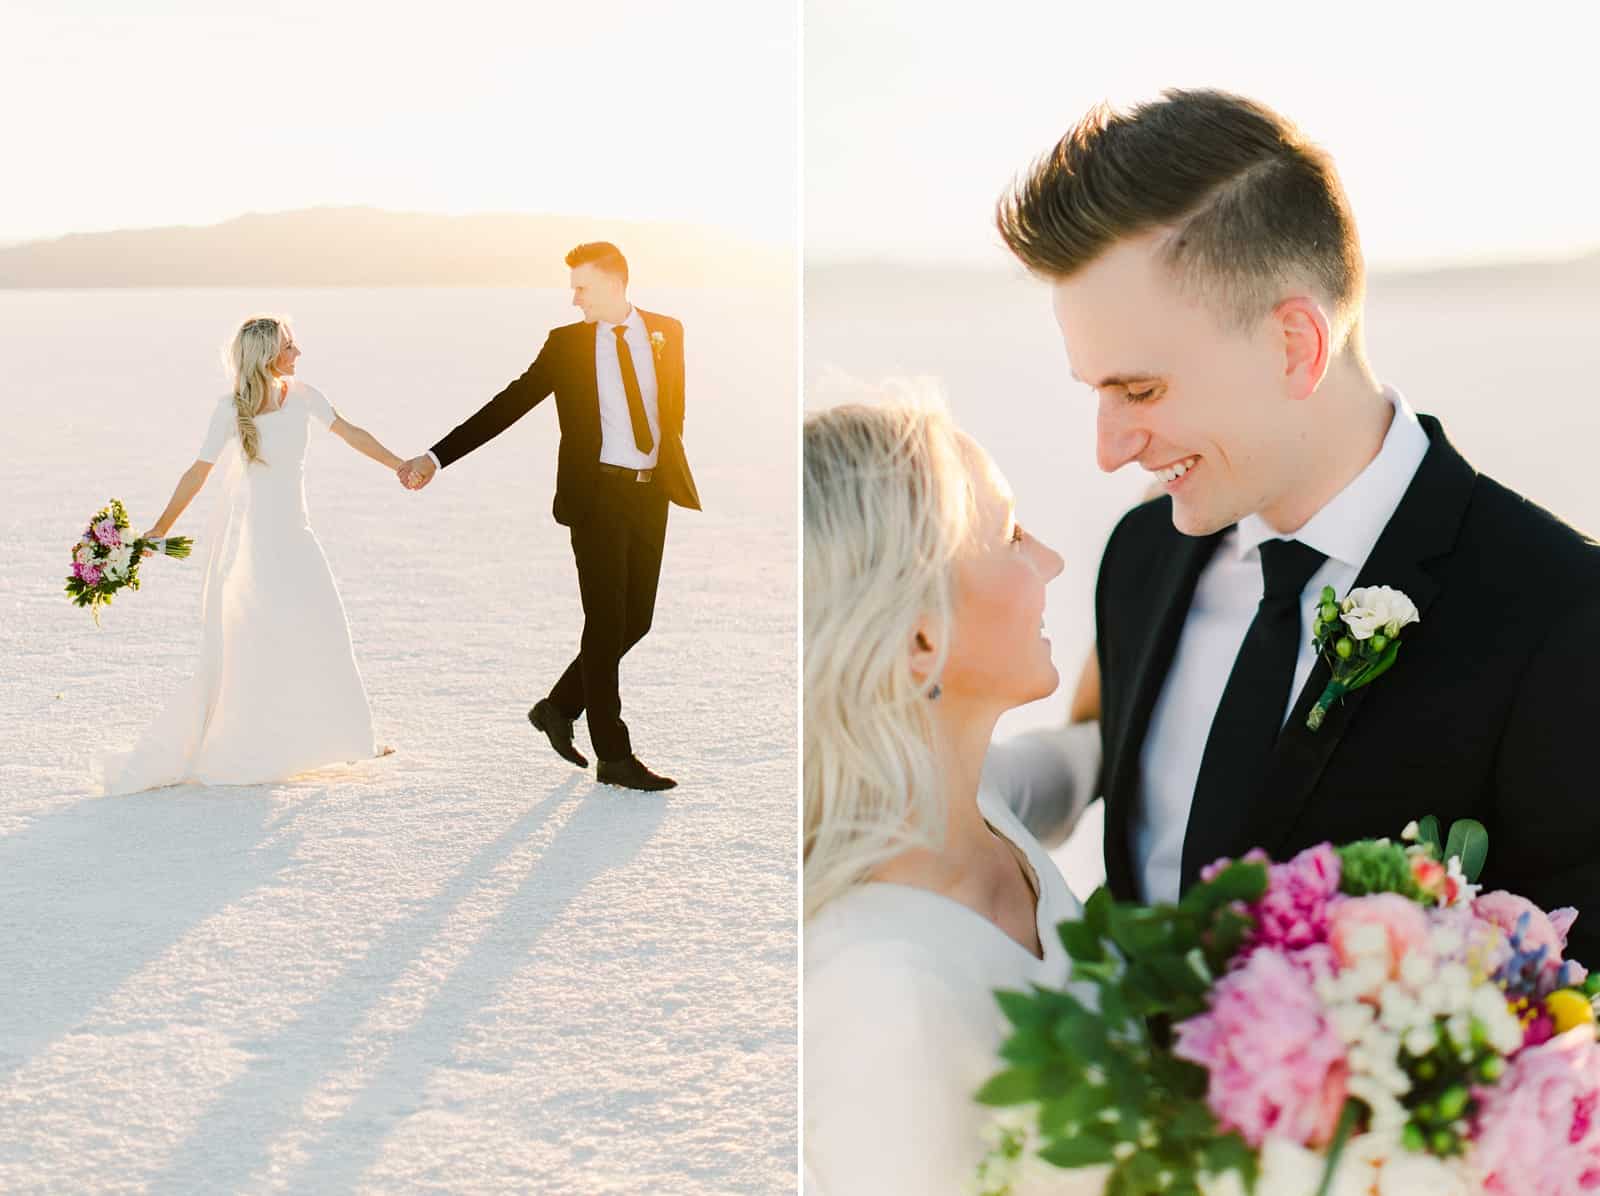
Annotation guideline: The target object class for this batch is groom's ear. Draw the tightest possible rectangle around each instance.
[1273,296,1331,401]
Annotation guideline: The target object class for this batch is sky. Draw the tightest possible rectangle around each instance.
[806,1,1600,269]
[0,0,798,246]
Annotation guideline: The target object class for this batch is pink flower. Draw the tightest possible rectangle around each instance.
[73,561,103,586]
[1475,892,1568,958]
[1172,948,1348,1150]
[1244,843,1344,956]
[92,518,121,548]
[1472,1027,1600,1195]
[1328,893,1430,977]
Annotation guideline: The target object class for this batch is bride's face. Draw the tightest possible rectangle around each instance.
[271,334,301,376]
[938,443,1063,711]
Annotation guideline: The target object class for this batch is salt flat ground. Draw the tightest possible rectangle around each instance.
[807,261,1600,896]
[0,286,798,1194]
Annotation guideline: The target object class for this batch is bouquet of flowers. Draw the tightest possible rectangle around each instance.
[66,499,192,624]
[975,818,1600,1196]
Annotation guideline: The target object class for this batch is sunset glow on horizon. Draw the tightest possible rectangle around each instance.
[2,0,797,247]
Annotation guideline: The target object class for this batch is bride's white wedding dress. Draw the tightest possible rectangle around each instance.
[96,380,378,794]
[803,790,1091,1195]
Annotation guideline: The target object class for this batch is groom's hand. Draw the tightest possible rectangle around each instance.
[398,454,437,490]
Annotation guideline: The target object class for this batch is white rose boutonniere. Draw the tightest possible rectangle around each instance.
[1306,584,1420,731]
[649,329,666,362]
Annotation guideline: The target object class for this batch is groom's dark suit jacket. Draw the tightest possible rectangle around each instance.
[1097,415,1600,966]
[430,311,701,525]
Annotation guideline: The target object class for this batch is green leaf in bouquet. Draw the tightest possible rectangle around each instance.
[1443,818,1489,883]
[1059,915,1108,963]
[1201,858,1269,906]
[975,1066,1046,1106]
[1037,1078,1112,1136]
[1039,1128,1117,1168]
[998,1024,1056,1066]
[1070,957,1121,985]
[1145,952,1212,1000]
[1108,905,1176,958]
[1199,1132,1259,1195]
[1052,1008,1110,1059]
[1417,815,1442,855]
[1156,1090,1216,1136]
[1201,907,1254,973]
[995,988,1048,1029]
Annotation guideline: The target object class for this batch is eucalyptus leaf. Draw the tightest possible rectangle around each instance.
[1444,818,1489,882]
[1417,814,1442,854]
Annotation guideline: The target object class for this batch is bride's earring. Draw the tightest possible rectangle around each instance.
[928,683,942,701]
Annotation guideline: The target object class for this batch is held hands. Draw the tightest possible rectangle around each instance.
[397,454,437,491]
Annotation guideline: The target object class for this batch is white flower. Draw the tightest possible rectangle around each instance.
[74,543,98,566]
[1401,820,1420,841]
[1376,1150,1477,1196]
[1340,586,1420,641]
[1404,1024,1437,1056]
[104,545,133,579]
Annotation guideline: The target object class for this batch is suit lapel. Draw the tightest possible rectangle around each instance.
[1237,415,1476,861]
[576,321,600,427]
[1105,515,1227,897]
[637,309,678,422]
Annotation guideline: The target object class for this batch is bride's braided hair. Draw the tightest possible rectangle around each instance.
[225,315,290,464]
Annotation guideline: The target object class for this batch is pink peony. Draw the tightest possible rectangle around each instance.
[1172,948,1349,1149]
[1475,892,1569,959]
[1328,893,1430,978]
[1244,843,1344,956]
[73,561,103,586]
[91,518,121,548]
[1472,1027,1600,1195]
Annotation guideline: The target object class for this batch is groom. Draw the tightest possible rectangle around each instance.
[399,241,700,791]
[993,90,1600,965]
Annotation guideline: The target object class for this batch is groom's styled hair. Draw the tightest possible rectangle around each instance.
[564,241,629,285]
[997,89,1365,344]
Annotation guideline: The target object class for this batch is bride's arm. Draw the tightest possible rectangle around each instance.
[330,417,405,471]
[143,460,213,538]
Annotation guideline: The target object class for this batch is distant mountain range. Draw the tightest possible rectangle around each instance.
[0,207,792,288]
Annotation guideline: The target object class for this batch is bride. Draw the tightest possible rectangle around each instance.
[803,401,1099,1193]
[97,315,404,794]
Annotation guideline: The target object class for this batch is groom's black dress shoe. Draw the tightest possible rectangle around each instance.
[596,755,676,792]
[529,700,588,768]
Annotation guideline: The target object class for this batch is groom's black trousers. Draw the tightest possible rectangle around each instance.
[547,471,669,761]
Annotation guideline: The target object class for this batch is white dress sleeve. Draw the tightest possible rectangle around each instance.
[299,382,338,429]
[982,720,1102,849]
[197,397,236,463]
[803,944,1003,1195]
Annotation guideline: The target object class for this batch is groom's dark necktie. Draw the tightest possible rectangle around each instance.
[613,326,655,454]
[1181,537,1327,890]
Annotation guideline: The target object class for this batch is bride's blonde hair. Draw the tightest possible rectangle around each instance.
[225,315,291,464]
[803,399,979,921]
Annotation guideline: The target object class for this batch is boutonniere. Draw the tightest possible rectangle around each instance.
[1306,584,1420,731]
[649,330,666,361]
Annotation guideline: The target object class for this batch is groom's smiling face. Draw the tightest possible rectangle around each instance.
[1050,230,1314,538]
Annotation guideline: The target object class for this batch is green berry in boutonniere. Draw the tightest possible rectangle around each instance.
[1306,584,1419,731]
[649,329,666,361]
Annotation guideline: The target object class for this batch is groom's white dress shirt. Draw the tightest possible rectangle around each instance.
[593,306,662,471]
[424,307,660,473]
[1132,385,1431,904]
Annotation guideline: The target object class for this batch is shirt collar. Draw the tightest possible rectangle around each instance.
[1233,385,1430,569]
[598,306,641,335]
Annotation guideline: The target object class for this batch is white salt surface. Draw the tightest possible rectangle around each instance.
[0,286,797,1194]
[807,262,1600,898]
